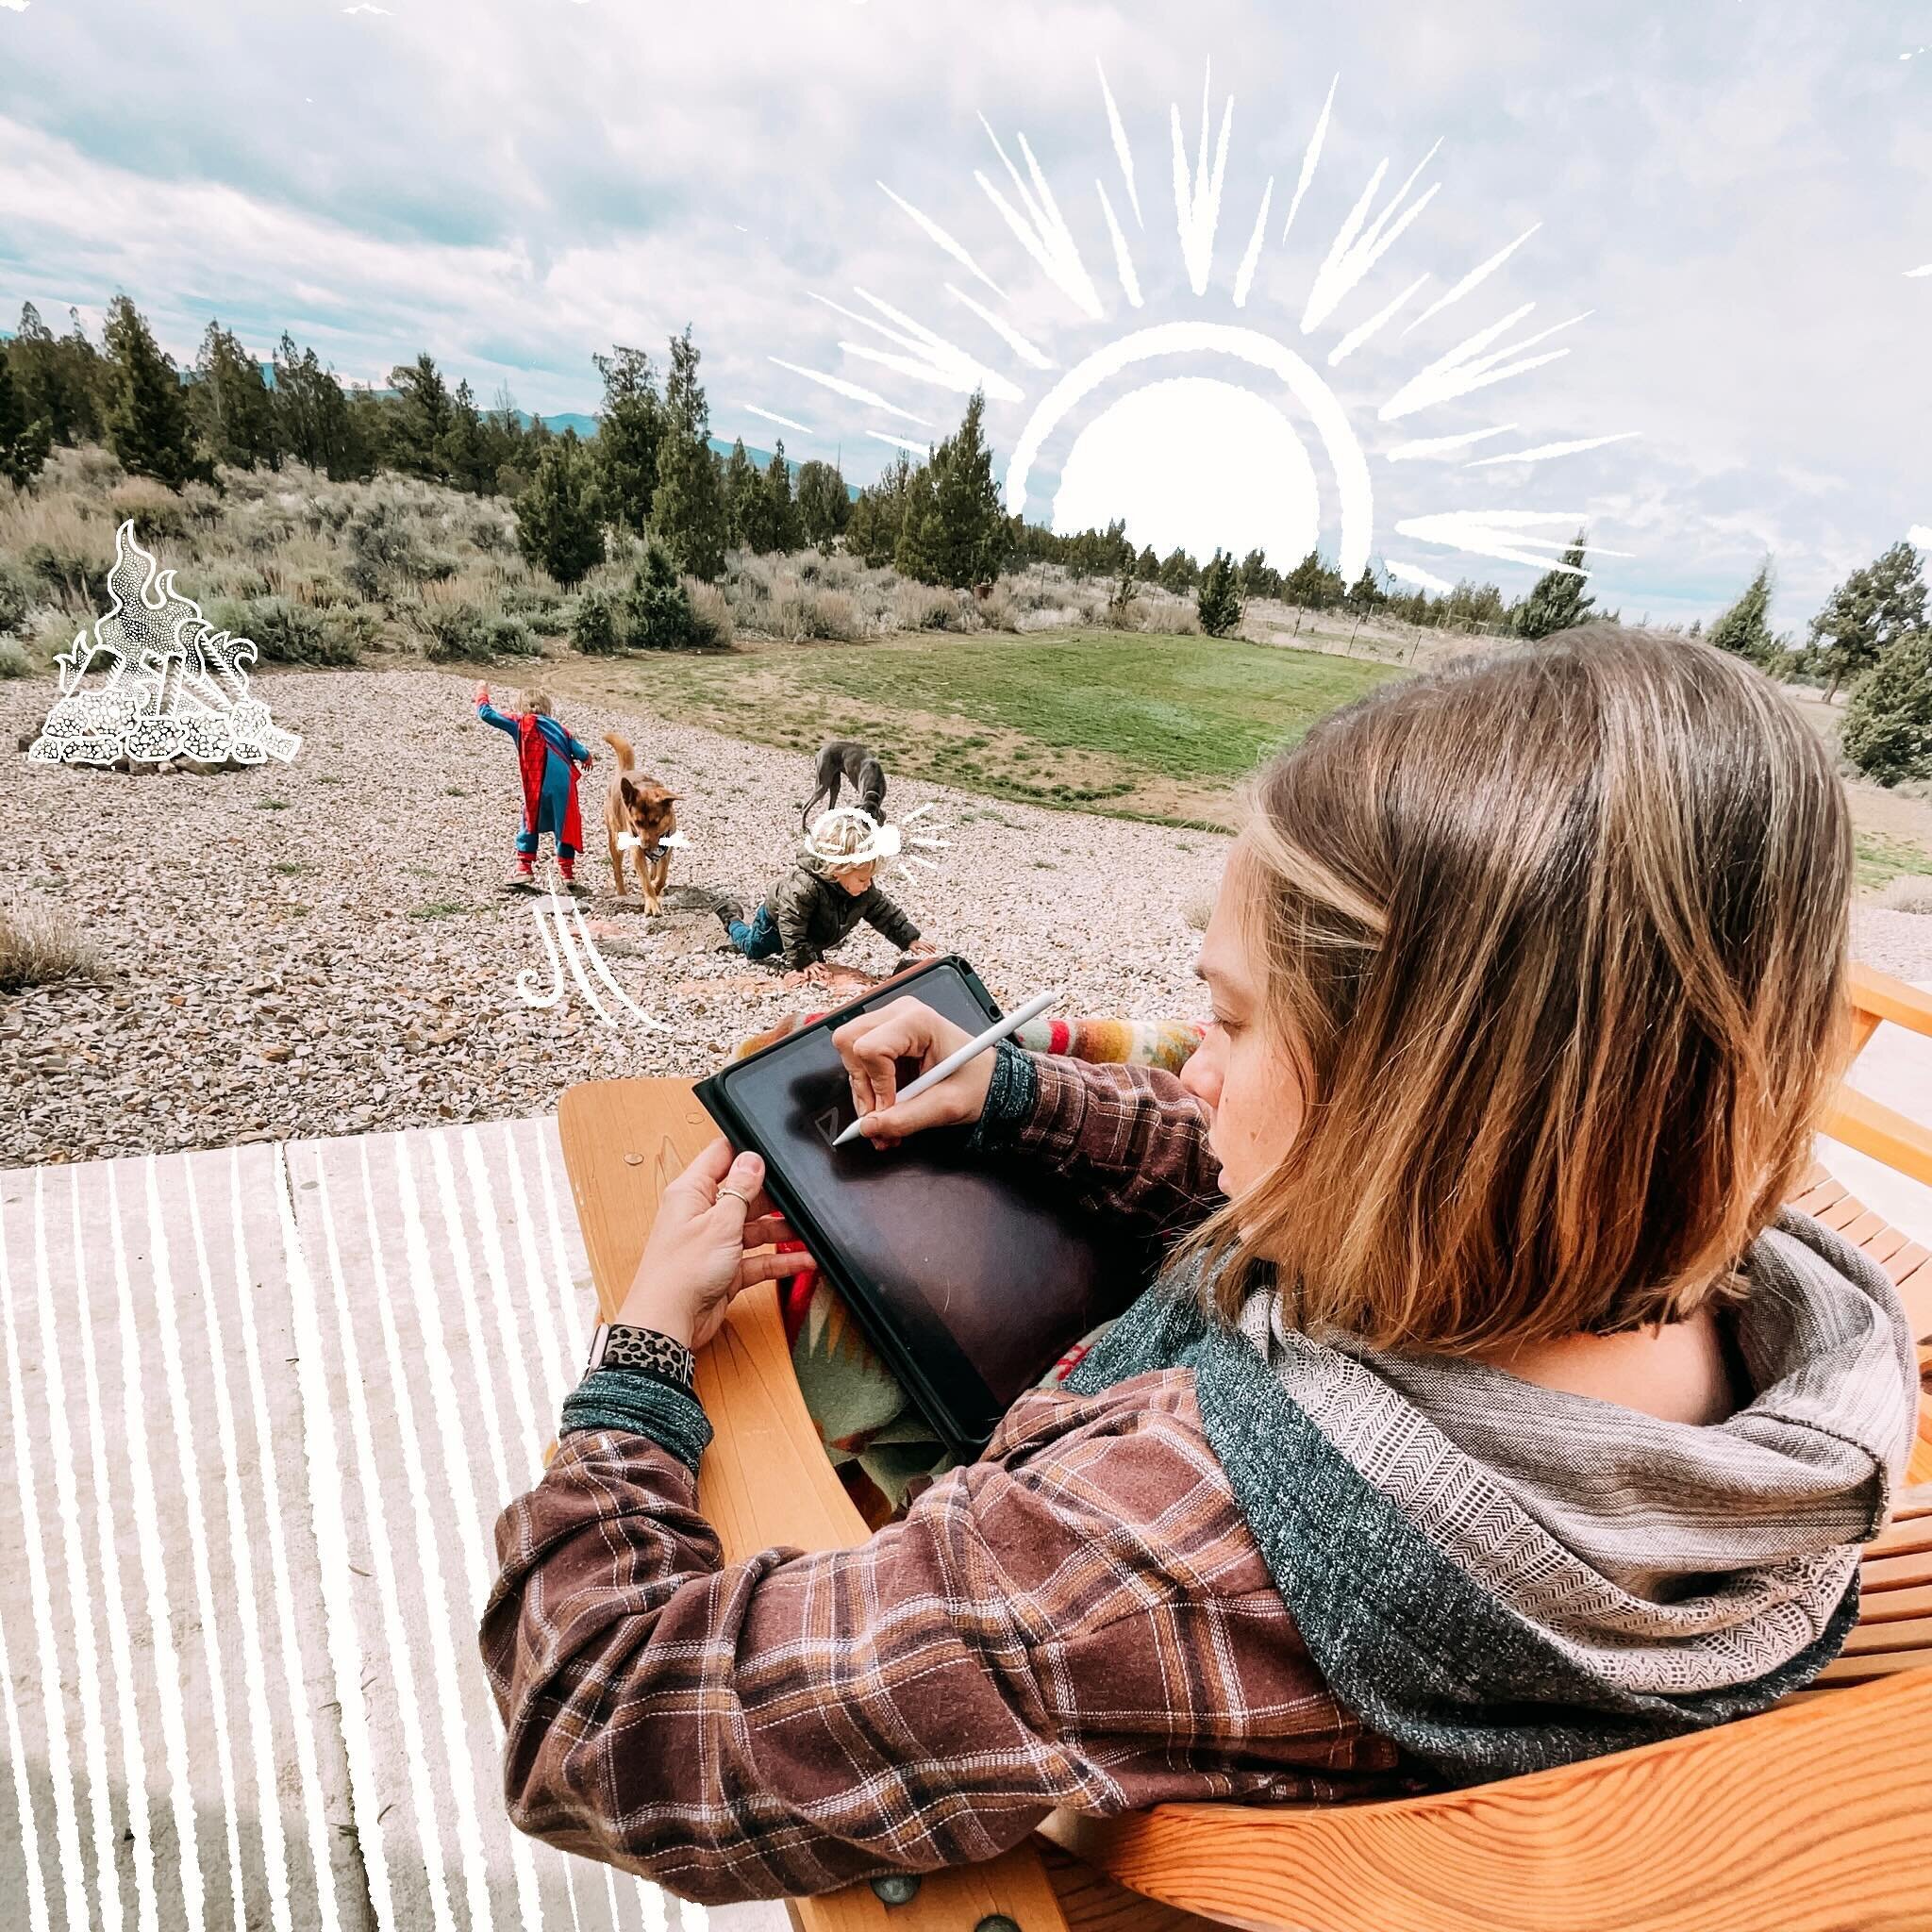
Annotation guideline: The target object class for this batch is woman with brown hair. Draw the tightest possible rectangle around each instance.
[482,627,1919,1903]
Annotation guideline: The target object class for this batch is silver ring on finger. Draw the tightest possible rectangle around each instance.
[716,1185,753,1208]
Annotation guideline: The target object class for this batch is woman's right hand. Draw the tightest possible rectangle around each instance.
[831,996,992,1146]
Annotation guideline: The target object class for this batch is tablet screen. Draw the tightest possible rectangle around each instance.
[714,963,1111,1429]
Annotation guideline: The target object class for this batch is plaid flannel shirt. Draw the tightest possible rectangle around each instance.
[481,1057,1409,1903]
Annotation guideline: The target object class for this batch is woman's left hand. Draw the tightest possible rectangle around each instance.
[616,1140,812,1350]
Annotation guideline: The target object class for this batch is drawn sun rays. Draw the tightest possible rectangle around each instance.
[739,58,1638,593]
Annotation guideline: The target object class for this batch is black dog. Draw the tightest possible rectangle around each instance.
[801,739,887,830]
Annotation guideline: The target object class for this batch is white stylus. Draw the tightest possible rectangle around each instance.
[831,988,1062,1148]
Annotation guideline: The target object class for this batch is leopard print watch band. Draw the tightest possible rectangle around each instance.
[582,1323,696,1394]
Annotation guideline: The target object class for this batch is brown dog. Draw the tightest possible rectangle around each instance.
[602,732,682,912]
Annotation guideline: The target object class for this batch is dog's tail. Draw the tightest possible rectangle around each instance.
[603,731,637,773]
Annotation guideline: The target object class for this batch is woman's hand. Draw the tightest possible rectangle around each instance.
[615,1141,813,1349]
[830,995,993,1146]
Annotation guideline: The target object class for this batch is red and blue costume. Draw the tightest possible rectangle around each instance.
[476,698,593,881]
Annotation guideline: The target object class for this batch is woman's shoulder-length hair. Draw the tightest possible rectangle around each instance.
[1184,625,1853,1355]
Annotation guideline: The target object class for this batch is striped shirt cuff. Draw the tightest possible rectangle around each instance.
[560,1369,714,1474]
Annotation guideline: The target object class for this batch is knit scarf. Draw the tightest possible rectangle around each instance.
[1065,1208,1918,1787]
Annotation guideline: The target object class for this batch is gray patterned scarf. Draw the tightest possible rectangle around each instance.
[1068,1208,1918,1783]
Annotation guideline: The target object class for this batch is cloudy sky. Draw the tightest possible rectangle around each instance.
[2,0,1927,626]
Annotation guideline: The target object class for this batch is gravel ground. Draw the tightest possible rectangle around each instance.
[0,668,1215,1167]
[4,665,1928,1170]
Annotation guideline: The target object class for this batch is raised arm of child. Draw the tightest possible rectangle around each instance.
[474,681,517,736]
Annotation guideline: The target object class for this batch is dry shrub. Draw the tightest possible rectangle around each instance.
[977,585,1023,632]
[688,578,736,647]
[773,586,860,641]
[107,478,191,542]
[0,901,99,992]
[1180,888,1214,932]
[892,581,960,631]
[0,638,30,679]
[0,495,111,601]
[1876,874,1932,915]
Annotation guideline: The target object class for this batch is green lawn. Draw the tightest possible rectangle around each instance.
[553,630,1401,825]
[1856,832,1932,891]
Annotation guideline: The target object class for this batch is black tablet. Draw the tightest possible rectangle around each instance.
[694,956,1132,1455]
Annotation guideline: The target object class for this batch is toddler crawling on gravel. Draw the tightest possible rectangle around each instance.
[714,807,938,987]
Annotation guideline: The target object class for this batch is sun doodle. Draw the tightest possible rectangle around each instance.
[746,59,1640,596]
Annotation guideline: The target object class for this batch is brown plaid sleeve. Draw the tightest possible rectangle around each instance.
[1006,1054,1224,1237]
[481,1374,1396,1904]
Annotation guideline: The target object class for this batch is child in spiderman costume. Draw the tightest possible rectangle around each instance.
[474,682,596,894]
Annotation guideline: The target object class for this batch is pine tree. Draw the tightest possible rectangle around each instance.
[848,453,916,567]
[1158,547,1199,593]
[1840,631,1932,787]
[591,344,664,535]
[1512,529,1595,640]
[0,343,53,489]
[625,537,704,649]
[1136,543,1160,579]
[1707,561,1779,667]
[103,296,210,487]
[1345,565,1385,613]
[438,379,495,493]
[1197,549,1244,638]
[272,334,368,480]
[1807,541,1929,700]
[764,441,800,553]
[11,301,97,445]
[894,392,1006,588]
[386,353,455,479]
[651,327,726,580]
[795,458,851,547]
[724,439,763,548]
[1283,548,1343,609]
[515,430,604,587]
[191,321,279,470]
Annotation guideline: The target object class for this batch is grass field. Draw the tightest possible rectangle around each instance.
[548,629,1402,827]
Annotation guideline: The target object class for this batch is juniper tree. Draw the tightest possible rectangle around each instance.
[764,440,801,553]
[723,439,761,548]
[1707,561,1779,668]
[1807,541,1929,700]
[438,379,495,494]
[1197,549,1244,638]
[591,345,664,535]
[102,297,210,487]
[272,334,368,480]
[191,322,279,470]
[1512,530,1595,640]
[794,458,850,547]
[1346,565,1386,614]
[515,430,604,587]
[652,327,727,580]
[386,354,456,480]
[1840,630,1932,787]
[10,302,106,445]
[0,344,52,490]
[894,391,1006,588]
[1283,547,1344,610]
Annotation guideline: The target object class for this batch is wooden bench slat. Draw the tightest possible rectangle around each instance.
[1812,1647,1932,1685]
[1889,1241,1931,1283]
[1856,1581,1932,1621]
[1868,1514,1932,1560]
[1859,1224,1910,1269]
[1839,1613,1932,1657]
[1860,1546,1932,1591]
[1840,1209,1889,1249]
[1817,1194,1867,1232]
[1790,1179,1848,1219]
[1890,1485,1932,1522]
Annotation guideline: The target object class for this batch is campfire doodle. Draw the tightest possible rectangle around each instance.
[26,521,302,770]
